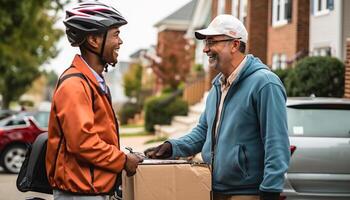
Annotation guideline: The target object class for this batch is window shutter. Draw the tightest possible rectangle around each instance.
[285,0,292,22]
[327,0,334,10]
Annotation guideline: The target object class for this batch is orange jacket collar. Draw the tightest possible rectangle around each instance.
[71,54,99,86]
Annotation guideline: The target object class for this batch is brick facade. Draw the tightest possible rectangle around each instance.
[345,39,350,98]
[246,0,268,63]
[267,0,309,67]
[156,30,195,89]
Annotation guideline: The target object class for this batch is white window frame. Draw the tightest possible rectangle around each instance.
[231,0,239,18]
[280,54,287,69]
[217,0,226,15]
[272,54,280,70]
[313,46,332,56]
[272,0,288,27]
[239,0,247,24]
[272,53,287,70]
[313,0,330,16]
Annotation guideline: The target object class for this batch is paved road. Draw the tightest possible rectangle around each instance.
[0,135,160,200]
[0,170,53,200]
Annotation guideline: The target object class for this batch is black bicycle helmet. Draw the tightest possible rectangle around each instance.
[64,1,127,46]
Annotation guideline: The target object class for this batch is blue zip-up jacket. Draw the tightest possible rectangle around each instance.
[168,54,290,195]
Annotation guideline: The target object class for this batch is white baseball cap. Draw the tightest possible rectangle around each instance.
[195,14,248,43]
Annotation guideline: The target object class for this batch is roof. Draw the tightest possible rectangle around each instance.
[129,49,147,59]
[154,0,198,30]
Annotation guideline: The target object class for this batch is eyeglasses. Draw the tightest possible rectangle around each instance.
[203,38,241,47]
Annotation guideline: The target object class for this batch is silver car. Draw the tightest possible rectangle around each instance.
[283,97,350,200]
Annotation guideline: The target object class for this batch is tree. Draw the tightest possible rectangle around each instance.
[0,0,67,108]
[285,56,345,97]
[123,63,143,102]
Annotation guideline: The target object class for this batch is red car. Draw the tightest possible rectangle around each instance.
[0,112,48,173]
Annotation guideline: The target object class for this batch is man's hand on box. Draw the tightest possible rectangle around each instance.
[124,153,143,176]
[144,142,172,159]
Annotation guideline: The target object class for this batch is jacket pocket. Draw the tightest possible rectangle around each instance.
[231,144,249,178]
[239,144,249,177]
[215,144,249,185]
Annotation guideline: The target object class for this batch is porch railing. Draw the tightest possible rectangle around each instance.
[182,74,206,105]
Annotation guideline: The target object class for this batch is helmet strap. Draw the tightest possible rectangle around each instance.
[82,31,116,73]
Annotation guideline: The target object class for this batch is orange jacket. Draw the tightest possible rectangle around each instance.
[46,55,126,194]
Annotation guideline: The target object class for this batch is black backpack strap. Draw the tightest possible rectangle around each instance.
[56,73,95,111]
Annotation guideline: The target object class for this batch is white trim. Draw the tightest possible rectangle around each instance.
[280,54,287,69]
[231,0,239,18]
[273,20,288,27]
[271,53,287,70]
[272,0,289,27]
[156,22,190,32]
[313,9,330,17]
[185,0,211,39]
[272,54,279,70]
[313,0,330,16]
[217,0,225,15]
[239,0,247,23]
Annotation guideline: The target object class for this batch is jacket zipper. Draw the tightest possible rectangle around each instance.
[211,86,221,170]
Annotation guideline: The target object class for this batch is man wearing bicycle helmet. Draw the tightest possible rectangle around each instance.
[46,2,142,199]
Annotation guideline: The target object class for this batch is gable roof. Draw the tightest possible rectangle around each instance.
[154,0,198,31]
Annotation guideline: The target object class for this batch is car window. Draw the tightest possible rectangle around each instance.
[287,108,350,137]
[6,118,27,126]
[0,117,27,127]
[33,111,49,128]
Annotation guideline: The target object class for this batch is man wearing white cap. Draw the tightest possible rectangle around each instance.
[145,15,290,200]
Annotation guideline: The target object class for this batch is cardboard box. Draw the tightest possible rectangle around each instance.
[122,160,212,200]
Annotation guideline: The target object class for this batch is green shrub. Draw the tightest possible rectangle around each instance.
[144,94,188,132]
[285,56,344,97]
[272,68,292,86]
[118,102,141,125]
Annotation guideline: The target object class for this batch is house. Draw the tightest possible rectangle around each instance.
[156,0,350,100]
[309,0,350,61]
[153,0,197,91]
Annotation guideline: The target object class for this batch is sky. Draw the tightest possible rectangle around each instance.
[44,0,192,75]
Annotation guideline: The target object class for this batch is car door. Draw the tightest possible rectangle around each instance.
[286,106,350,195]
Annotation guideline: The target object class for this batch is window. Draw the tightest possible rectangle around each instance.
[313,47,332,56]
[280,54,287,69]
[231,0,247,23]
[217,0,226,15]
[287,108,350,138]
[33,111,50,128]
[239,0,247,24]
[312,0,334,16]
[231,0,239,18]
[272,0,292,27]
[272,54,280,70]
[272,53,287,70]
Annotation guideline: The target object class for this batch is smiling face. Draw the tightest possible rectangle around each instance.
[203,35,234,72]
[102,27,122,65]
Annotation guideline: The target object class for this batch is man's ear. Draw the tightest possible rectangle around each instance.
[231,40,240,53]
[86,34,102,50]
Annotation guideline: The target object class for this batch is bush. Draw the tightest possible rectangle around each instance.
[285,56,344,97]
[118,102,141,125]
[144,94,188,132]
[272,68,292,86]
